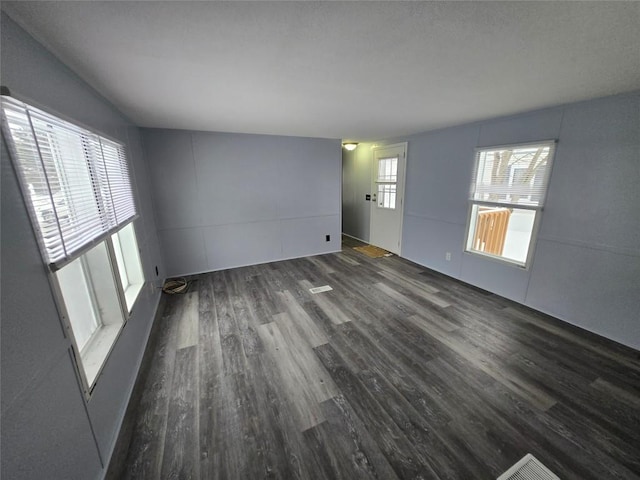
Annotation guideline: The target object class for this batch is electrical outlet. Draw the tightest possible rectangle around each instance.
[155,265,159,276]
[445,252,451,261]
[326,234,331,242]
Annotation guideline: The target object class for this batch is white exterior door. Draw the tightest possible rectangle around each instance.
[370,143,407,254]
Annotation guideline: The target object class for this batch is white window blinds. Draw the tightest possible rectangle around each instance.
[470,142,555,207]
[1,95,137,269]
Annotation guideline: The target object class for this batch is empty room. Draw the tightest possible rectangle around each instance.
[1,2,639,480]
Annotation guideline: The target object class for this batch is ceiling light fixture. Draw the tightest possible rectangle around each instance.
[343,143,358,151]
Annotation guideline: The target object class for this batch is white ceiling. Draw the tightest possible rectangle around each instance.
[4,1,640,141]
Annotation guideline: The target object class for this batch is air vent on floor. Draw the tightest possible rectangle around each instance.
[309,285,333,294]
[497,454,560,480]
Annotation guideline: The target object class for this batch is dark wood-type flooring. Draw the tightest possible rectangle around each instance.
[107,236,640,479]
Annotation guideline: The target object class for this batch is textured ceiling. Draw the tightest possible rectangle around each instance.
[3,1,640,141]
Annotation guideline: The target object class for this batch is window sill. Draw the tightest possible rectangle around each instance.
[464,249,529,269]
[80,323,123,388]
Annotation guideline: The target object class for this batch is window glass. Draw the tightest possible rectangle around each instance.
[56,241,124,386]
[112,222,144,312]
[56,256,100,351]
[471,145,551,206]
[468,205,537,265]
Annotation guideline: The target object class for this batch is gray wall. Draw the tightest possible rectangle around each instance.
[344,92,640,350]
[142,129,342,276]
[1,12,165,480]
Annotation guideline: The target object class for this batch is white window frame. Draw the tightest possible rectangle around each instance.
[111,222,145,312]
[53,237,132,393]
[464,140,556,269]
[2,91,145,396]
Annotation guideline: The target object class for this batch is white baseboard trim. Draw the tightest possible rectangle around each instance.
[341,232,369,244]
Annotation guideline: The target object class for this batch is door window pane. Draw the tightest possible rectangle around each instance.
[377,184,397,209]
[377,157,398,182]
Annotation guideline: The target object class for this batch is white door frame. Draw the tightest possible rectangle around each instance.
[369,142,407,255]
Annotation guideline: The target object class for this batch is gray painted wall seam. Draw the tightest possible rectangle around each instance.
[275,145,284,257]
[404,212,466,226]
[155,212,342,231]
[134,129,166,280]
[200,227,209,272]
[189,133,202,225]
[535,235,639,258]
[474,121,483,147]
[279,218,285,256]
[522,106,565,308]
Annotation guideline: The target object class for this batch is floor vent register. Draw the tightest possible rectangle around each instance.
[308,285,333,294]
[497,454,561,480]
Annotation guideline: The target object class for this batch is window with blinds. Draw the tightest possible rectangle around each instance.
[465,142,555,267]
[1,95,137,269]
[2,93,145,393]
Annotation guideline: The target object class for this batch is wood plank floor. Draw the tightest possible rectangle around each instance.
[107,236,640,480]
